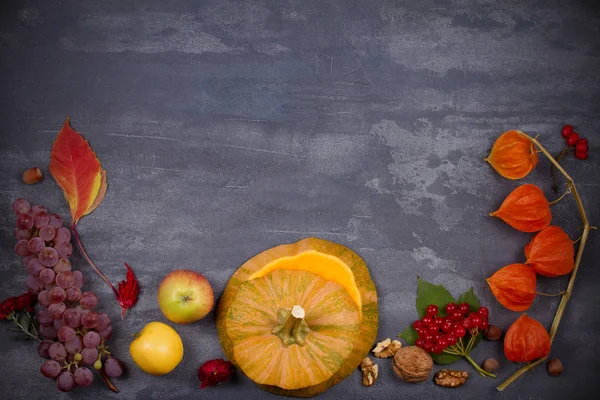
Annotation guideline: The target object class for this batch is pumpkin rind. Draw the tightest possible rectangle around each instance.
[226,269,360,389]
[216,238,378,397]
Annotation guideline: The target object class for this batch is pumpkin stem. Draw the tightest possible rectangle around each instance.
[272,305,311,347]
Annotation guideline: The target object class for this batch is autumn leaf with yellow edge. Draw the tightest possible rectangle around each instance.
[49,117,138,318]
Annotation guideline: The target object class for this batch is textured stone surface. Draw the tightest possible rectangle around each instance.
[1,0,599,399]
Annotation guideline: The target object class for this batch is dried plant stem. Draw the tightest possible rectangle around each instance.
[71,223,120,298]
[536,290,566,297]
[498,133,592,391]
[551,146,570,193]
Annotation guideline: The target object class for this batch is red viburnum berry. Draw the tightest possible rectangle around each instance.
[561,125,573,138]
[567,132,580,146]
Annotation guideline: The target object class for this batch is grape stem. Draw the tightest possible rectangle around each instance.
[497,132,593,391]
[99,368,119,393]
[70,223,119,299]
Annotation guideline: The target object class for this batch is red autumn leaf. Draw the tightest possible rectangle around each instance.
[486,263,536,311]
[197,359,235,388]
[490,184,551,232]
[117,263,140,319]
[525,225,574,277]
[49,117,105,224]
[504,314,550,362]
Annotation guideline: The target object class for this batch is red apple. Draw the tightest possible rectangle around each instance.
[157,270,214,324]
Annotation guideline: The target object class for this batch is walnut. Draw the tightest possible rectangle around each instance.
[372,338,402,358]
[433,369,469,388]
[392,346,433,383]
[359,357,378,387]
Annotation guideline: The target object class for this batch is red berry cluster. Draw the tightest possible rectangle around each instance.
[413,303,489,354]
[561,125,589,160]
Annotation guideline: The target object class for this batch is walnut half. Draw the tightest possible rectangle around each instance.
[372,338,402,358]
[433,369,469,388]
[360,357,378,387]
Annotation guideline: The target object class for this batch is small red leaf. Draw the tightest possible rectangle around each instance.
[117,263,139,319]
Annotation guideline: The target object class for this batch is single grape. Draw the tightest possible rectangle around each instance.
[98,325,113,340]
[40,360,62,379]
[48,343,67,361]
[96,313,111,331]
[66,286,82,302]
[49,286,67,303]
[39,225,56,241]
[62,308,82,328]
[15,228,33,240]
[39,324,58,339]
[49,302,66,319]
[15,239,31,256]
[37,340,53,358]
[39,268,56,284]
[16,213,34,230]
[65,336,83,354]
[37,309,54,324]
[83,331,101,348]
[22,253,36,268]
[53,258,72,273]
[48,214,63,229]
[38,247,59,267]
[56,372,75,392]
[80,347,99,365]
[54,227,71,243]
[54,242,73,259]
[33,211,50,228]
[72,271,84,288]
[80,292,98,309]
[25,275,44,293]
[81,310,98,329]
[58,325,76,342]
[30,204,46,214]
[13,198,31,214]
[74,353,83,362]
[53,317,65,330]
[104,358,123,378]
[74,367,94,386]
[56,271,75,289]
[44,282,57,291]
[28,237,45,254]
[27,259,45,278]
[94,359,102,370]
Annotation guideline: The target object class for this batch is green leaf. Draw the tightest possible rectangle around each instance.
[415,277,457,318]
[398,326,418,345]
[457,287,481,313]
[432,352,462,364]
[19,313,32,331]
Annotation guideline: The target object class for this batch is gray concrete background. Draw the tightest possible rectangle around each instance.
[1,0,599,399]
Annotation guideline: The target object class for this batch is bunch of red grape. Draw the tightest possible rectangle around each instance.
[12,198,123,392]
[412,303,489,354]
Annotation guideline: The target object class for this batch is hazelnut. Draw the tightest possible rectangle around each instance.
[547,358,563,376]
[483,358,499,373]
[484,324,502,341]
[23,167,43,184]
[392,346,433,383]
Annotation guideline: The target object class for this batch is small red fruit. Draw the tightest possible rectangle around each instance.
[437,338,448,348]
[426,304,439,317]
[446,334,458,346]
[433,344,445,354]
[479,319,489,330]
[461,318,472,330]
[423,342,434,353]
[413,320,424,330]
[444,303,457,314]
[428,325,439,334]
[561,125,573,138]
[441,321,454,333]
[470,315,482,328]
[424,334,434,343]
[415,338,425,348]
[451,311,463,321]
[575,150,588,160]
[433,317,444,327]
[422,316,433,326]
[454,325,467,338]
[575,138,589,152]
[458,303,470,314]
[477,307,489,318]
[567,132,579,146]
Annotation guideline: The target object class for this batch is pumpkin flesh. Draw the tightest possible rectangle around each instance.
[227,269,360,389]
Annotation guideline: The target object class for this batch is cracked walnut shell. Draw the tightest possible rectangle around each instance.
[392,346,433,383]
[434,369,469,388]
[372,338,402,358]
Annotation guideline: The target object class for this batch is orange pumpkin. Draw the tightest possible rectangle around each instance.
[216,238,378,397]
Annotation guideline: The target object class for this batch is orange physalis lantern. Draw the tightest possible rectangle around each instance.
[485,130,539,179]
[525,226,574,277]
[486,264,536,312]
[490,184,551,232]
[504,314,550,362]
